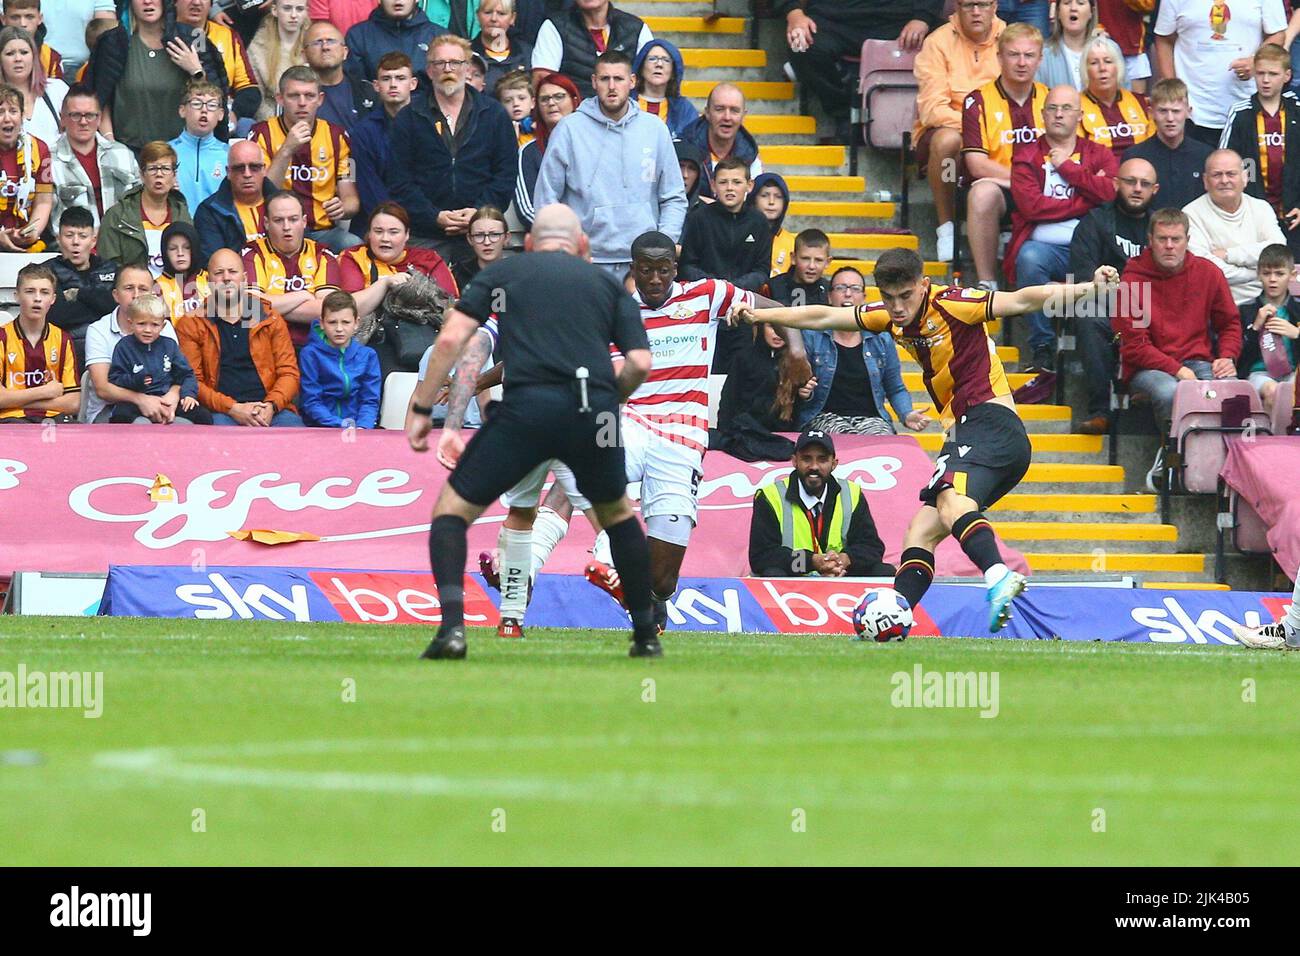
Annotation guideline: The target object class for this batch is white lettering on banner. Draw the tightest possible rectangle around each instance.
[696,456,904,510]
[1130,597,1262,643]
[327,577,488,623]
[666,588,742,631]
[69,469,422,548]
[0,458,27,490]
[175,574,312,621]
[759,581,860,628]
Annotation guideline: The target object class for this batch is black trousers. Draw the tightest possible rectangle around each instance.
[1074,314,1118,419]
[789,17,892,122]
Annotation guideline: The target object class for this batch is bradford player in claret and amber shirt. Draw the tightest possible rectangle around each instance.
[731,248,1119,634]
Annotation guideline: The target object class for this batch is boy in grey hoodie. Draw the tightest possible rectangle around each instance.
[533,50,687,277]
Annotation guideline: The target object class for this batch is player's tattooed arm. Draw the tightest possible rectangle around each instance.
[444,329,494,430]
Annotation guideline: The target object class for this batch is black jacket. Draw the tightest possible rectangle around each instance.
[717,333,799,433]
[749,472,895,577]
[548,3,645,99]
[388,87,517,238]
[1070,201,1150,278]
[193,177,280,262]
[679,202,772,292]
[48,255,119,336]
[764,270,830,308]
[775,0,943,33]
[1123,135,1212,213]
[1219,92,1300,213]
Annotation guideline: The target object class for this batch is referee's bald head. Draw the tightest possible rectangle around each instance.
[528,204,586,255]
[630,231,676,262]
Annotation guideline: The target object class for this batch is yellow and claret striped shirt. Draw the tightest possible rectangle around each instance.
[155,272,211,322]
[0,318,79,420]
[961,78,1047,170]
[39,44,63,80]
[234,199,267,245]
[250,117,351,230]
[1080,88,1152,158]
[855,284,1010,428]
[0,134,53,232]
[241,236,339,346]
[203,20,257,95]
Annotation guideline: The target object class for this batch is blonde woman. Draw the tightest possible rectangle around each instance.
[1037,0,1098,90]
[0,26,67,145]
[248,0,309,122]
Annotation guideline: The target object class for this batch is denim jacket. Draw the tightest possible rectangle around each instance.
[795,328,913,430]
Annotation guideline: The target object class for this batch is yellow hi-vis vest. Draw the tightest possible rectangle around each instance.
[760,477,861,554]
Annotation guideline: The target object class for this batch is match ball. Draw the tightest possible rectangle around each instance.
[852,589,913,642]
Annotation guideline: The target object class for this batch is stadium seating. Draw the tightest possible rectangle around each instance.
[379,372,418,430]
[853,39,918,222]
[0,251,59,307]
[1168,380,1271,496]
[1270,377,1297,438]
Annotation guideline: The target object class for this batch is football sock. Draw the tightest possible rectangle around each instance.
[604,516,656,638]
[428,515,468,630]
[894,547,935,610]
[530,507,570,577]
[591,529,613,567]
[952,512,1004,575]
[1285,568,1300,640]
[498,527,532,619]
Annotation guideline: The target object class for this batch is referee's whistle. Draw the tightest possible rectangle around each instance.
[576,366,591,412]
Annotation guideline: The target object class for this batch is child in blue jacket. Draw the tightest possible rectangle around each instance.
[108,295,211,424]
[298,291,382,429]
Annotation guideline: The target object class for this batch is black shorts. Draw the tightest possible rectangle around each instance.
[448,385,628,508]
[919,402,1031,510]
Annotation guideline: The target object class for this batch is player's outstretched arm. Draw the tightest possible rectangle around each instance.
[751,293,810,360]
[730,302,859,331]
[990,265,1120,319]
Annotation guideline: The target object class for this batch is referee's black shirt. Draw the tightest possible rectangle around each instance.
[455,251,649,399]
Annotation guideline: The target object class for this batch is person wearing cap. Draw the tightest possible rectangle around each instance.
[748,429,896,578]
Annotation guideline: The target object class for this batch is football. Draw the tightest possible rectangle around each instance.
[852,588,914,642]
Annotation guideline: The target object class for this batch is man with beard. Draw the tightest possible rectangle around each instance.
[1069,156,1158,434]
[748,429,895,578]
[389,33,515,266]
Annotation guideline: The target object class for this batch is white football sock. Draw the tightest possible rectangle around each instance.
[1285,567,1300,642]
[498,527,532,619]
[983,563,1010,587]
[529,508,571,577]
[591,529,613,568]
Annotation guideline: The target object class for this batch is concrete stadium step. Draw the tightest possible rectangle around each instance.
[644,16,748,35]
[994,522,1179,554]
[680,48,767,69]
[625,0,721,15]
[758,144,845,166]
[989,493,1159,523]
[832,230,917,248]
[682,80,793,100]
[836,259,947,278]
[787,199,893,218]
[1022,552,1207,574]
[746,115,818,136]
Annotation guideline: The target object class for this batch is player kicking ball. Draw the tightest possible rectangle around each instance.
[731,249,1120,631]
[1233,564,1300,649]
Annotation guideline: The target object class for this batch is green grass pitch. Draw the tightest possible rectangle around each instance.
[2,616,1297,866]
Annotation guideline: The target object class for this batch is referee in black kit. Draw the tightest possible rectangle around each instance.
[406,205,662,660]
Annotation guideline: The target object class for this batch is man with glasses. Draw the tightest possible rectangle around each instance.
[305,20,373,134]
[344,0,446,92]
[251,65,362,254]
[534,49,686,279]
[914,0,1005,262]
[780,0,939,144]
[175,0,262,134]
[50,82,139,227]
[389,34,516,265]
[194,139,280,261]
[169,80,228,214]
[792,266,927,435]
[1006,85,1118,372]
[1069,157,1159,433]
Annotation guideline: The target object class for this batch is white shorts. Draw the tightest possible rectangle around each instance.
[622,415,703,525]
[502,459,592,511]
[1125,53,1152,83]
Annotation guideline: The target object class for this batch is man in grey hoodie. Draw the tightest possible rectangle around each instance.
[533,49,687,278]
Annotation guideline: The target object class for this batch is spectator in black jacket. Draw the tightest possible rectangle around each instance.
[717,321,814,434]
[388,33,517,265]
[47,206,118,366]
[194,139,280,261]
[1123,78,1211,213]
[780,0,940,142]
[513,69,578,230]
[680,158,772,373]
[749,429,895,578]
[675,138,706,213]
[763,228,832,307]
[1069,156,1157,434]
[89,0,228,150]
[1218,44,1300,255]
[473,0,533,93]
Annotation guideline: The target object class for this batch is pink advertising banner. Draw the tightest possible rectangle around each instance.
[0,426,1024,578]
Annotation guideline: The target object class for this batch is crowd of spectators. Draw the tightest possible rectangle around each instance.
[0,0,1296,462]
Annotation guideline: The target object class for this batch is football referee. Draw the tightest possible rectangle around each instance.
[406,205,662,660]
